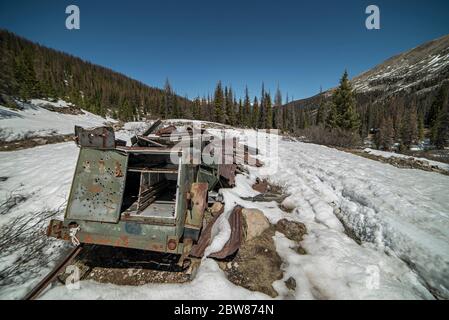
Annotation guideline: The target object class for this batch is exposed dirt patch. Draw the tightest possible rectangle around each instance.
[220,225,283,298]
[343,148,449,176]
[39,104,84,115]
[0,135,74,152]
[67,245,190,286]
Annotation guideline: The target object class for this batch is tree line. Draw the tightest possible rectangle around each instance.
[1,29,448,149]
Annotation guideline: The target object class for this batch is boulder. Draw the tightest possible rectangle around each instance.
[242,208,270,241]
[276,219,307,242]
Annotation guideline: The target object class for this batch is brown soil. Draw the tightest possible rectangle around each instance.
[40,104,84,115]
[0,135,74,152]
[343,148,449,176]
[65,245,190,286]
[220,225,283,298]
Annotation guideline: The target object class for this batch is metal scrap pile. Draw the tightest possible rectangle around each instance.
[123,120,262,189]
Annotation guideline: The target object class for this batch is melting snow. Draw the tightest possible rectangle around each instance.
[0,121,448,299]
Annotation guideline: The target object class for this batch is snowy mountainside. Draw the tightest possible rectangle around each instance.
[352,34,449,95]
[0,99,114,142]
[285,34,449,110]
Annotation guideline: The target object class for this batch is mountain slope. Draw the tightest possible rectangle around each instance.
[352,34,449,96]
[285,34,449,126]
[0,29,191,121]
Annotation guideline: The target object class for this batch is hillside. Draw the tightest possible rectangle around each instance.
[285,34,449,136]
[352,34,449,95]
[0,29,191,121]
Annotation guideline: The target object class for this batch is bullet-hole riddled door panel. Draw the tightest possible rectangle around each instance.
[66,148,128,223]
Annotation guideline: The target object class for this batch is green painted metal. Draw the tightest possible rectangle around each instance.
[174,158,195,238]
[65,148,128,223]
[65,219,183,254]
[58,136,211,255]
[197,166,219,191]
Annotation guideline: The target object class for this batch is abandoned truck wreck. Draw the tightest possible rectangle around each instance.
[46,122,260,267]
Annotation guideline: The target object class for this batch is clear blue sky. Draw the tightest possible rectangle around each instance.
[1,0,448,101]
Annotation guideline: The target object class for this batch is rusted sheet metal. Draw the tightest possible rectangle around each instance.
[190,205,243,259]
[75,126,116,149]
[115,139,127,147]
[116,146,184,155]
[189,210,223,258]
[142,119,162,136]
[136,135,167,148]
[155,125,177,136]
[209,206,243,259]
[185,183,208,230]
[218,164,237,186]
[46,219,70,240]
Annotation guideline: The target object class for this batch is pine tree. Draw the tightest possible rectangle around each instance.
[430,86,448,144]
[274,85,283,129]
[401,107,418,149]
[375,117,394,150]
[316,87,326,125]
[243,86,251,127]
[225,86,236,126]
[214,81,225,123]
[259,83,266,128]
[435,102,449,149]
[332,70,360,132]
[428,86,447,127]
[192,97,201,119]
[418,113,425,142]
[326,103,338,129]
[164,78,172,119]
[265,92,273,129]
[238,99,243,127]
[252,97,259,129]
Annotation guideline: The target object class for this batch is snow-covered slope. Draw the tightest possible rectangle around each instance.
[285,34,449,111]
[261,139,449,299]
[0,99,113,142]
[352,34,449,95]
[1,126,448,300]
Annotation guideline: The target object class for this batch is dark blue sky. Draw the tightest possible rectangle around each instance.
[1,0,448,101]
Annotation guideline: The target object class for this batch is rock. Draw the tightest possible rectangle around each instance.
[281,197,296,212]
[210,202,224,217]
[224,226,283,298]
[33,138,48,145]
[285,277,296,291]
[295,246,307,255]
[276,219,307,242]
[242,208,270,241]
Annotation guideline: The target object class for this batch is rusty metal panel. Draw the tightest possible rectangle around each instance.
[74,126,116,148]
[174,157,195,238]
[65,148,128,223]
[191,206,243,259]
[218,164,237,186]
[185,183,208,230]
[209,206,243,259]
